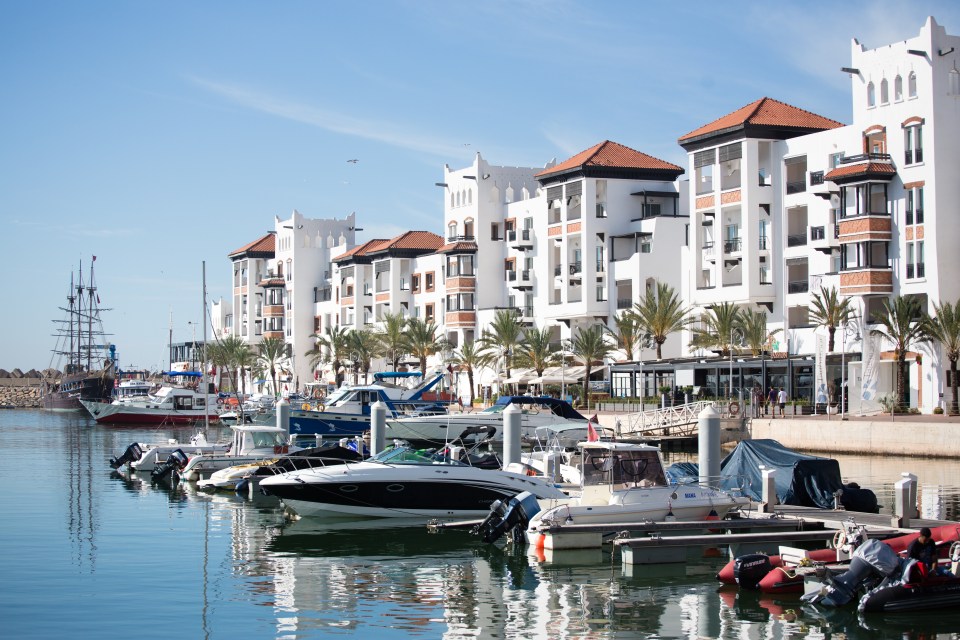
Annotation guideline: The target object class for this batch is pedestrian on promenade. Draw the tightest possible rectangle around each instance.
[767,386,777,417]
[778,387,788,417]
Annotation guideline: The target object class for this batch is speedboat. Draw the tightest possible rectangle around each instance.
[173,424,303,482]
[108,431,231,473]
[385,395,587,445]
[259,440,570,520]
[286,370,449,438]
[476,440,749,547]
[197,440,366,493]
[81,386,219,425]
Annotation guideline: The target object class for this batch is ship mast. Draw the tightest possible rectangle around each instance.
[202,260,209,433]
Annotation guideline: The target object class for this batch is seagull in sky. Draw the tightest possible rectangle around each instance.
[347,159,359,163]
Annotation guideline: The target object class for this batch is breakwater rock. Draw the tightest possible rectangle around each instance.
[0,381,42,408]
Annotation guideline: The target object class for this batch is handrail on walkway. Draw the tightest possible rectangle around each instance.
[617,400,718,438]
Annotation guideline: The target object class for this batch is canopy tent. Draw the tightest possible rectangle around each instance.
[504,369,538,384]
[528,365,590,385]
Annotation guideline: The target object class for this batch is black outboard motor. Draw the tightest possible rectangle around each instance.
[734,554,773,590]
[473,491,541,545]
[109,443,143,469]
[150,449,190,482]
[801,538,902,607]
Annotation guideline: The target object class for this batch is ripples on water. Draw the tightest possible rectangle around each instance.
[2,409,959,639]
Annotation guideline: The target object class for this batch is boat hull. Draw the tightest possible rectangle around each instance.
[860,576,960,612]
[81,400,219,425]
[261,465,568,519]
[288,409,373,437]
[43,373,114,411]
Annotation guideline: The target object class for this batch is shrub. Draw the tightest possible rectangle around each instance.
[934,406,945,415]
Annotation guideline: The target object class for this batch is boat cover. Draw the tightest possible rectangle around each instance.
[667,439,845,509]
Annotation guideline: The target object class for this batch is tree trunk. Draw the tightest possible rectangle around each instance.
[656,339,663,360]
[467,369,475,404]
[897,354,907,410]
[582,365,591,411]
[827,326,836,352]
[952,358,959,415]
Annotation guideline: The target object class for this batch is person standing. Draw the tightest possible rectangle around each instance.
[768,386,777,417]
[777,387,788,417]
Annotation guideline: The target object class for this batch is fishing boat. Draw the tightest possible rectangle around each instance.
[80,385,219,425]
[259,437,569,519]
[286,370,449,438]
[475,440,749,547]
[385,395,587,446]
[43,257,115,410]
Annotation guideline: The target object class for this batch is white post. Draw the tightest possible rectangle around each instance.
[276,397,290,434]
[370,400,386,456]
[502,403,522,468]
[760,465,778,513]
[894,472,919,523]
[698,405,720,487]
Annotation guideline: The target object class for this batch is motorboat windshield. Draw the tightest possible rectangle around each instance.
[580,445,668,489]
[369,445,468,466]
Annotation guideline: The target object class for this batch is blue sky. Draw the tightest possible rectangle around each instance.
[2,1,957,372]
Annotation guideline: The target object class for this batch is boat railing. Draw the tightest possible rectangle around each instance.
[617,400,718,438]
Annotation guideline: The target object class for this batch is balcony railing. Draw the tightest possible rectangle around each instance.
[917,263,926,278]
[758,237,769,250]
[724,238,742,254]
[839,152,892,164]
[810,226,826,241]
[788,280,809,294]
[786,180,806,195]
[787,233,808,247]
[617,298,633,310]
[569,262,583,275]
[446,234,475,242]
[907,264,915,279]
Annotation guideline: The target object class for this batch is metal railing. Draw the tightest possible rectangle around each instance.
[618,400,718,438]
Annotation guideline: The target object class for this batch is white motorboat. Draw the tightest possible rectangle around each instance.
[172,424,303,482]
[81,386,219,425]
[109,431,231,473]
[259,442,570,520]
[385,395,588,445]
[477,440,748,547]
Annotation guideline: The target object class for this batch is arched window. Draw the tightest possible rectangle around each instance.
[950,69,960,96]
[467,188,473,205]
[463,218,474,239]
[455,192,461,207]
[447,221,458,240]
[880,78,889,104]
[286,259,293,281]
[449,192,454,209]
[894,75,903,101]
[908,71,917,98]
[867,82,876,107]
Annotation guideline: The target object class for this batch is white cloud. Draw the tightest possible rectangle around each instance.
[188,76,467,159]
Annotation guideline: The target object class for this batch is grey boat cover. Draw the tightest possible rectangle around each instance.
[667,439,845,509]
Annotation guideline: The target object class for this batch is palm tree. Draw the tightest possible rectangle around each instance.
[689,302,743,356]
[218,335,252,395]
[449,340,492,405]
[630,281,689,359]
[738,309,781,357]
[925,299,960,415]
[377,311,408,371]
[478,308,525,380]
[606,312,645,362]
[514,327,561,377]
[257,336,289,397]
[871,296,930,408]
[347,328,382,384]
[305,325,351,388]
[809,285,854,351]
[405,317,448,375]
[234,341,257,396]
[567,324,613,411]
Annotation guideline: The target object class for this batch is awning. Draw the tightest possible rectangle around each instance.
[529,366,589,385]
[504,368,537,384]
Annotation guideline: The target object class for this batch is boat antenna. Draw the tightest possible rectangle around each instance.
[202,260,209,434]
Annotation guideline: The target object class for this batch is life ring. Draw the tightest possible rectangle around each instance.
[302,403,311,411]
[728,401,740,416]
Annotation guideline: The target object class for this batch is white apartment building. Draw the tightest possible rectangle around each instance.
[666,16,960,412]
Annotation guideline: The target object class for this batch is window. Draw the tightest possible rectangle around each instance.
[463,218,474,239]
[918,241,925,277]
[596,180,607,218]
[446,293,474,312]
[411,274,421,293]
[880,78,889,104]
[906,242,925,279]
[895,75,903,101]
[267,288,283,305]
[641,203,661,217]
[425,272,435,292]
[596,285,607,303]
[425,303,434,322]
[908,71,917,98]
[867,81,876,107]
[447,221,457,240]
[907,243,915,279]
[491,222,500,241]
[904,124,923,164]
[906,186,924,225]
[640,238,652,254]
[951,70,960,96]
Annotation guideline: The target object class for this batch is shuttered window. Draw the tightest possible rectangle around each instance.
[694,149,716,168]
[718,143,742,162]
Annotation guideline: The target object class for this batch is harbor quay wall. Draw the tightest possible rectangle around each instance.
[0,379,42,408]
[747,417,960,458]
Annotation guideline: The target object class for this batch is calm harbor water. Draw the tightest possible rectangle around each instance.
[2,409,959,639]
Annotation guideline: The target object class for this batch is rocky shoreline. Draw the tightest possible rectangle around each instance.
[0,381,42,408]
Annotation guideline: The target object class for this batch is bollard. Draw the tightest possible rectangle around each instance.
[502,403,522,468]
[760,465,778,513]
[894,472,919,524]
[698,405,720,487]
[370,401,386,456]
[276,397,290,435]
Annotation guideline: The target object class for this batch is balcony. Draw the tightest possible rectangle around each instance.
[446,234,475,242]
[786,180,806,195]
[837,216,892,244]
[702,241,716,262]
[787,280,809,294]
[569,262,583,276]
[758,237,770,251]
[840,267,893,295]
[809,225,839,253]
[723,238,742,254]
[506,269,533,289]
[787,233,808,247]
[617,298,633,310]
[507,228,533,250]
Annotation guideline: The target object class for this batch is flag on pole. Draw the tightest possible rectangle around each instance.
[92,255,97,262]
[587,420,600,442]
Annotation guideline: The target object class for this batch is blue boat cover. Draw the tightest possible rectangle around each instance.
[493,395,587,420]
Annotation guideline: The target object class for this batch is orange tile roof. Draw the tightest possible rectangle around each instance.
[679,97,844,142]
[437,241,478,254]
[228,233,275,258]
[536,140,683,178]
[333,231,444,262]
[824,162,896,181]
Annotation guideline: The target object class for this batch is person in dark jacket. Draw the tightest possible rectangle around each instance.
[907,527,937,571]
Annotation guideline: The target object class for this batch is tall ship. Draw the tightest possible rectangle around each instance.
[42,257,115,411]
